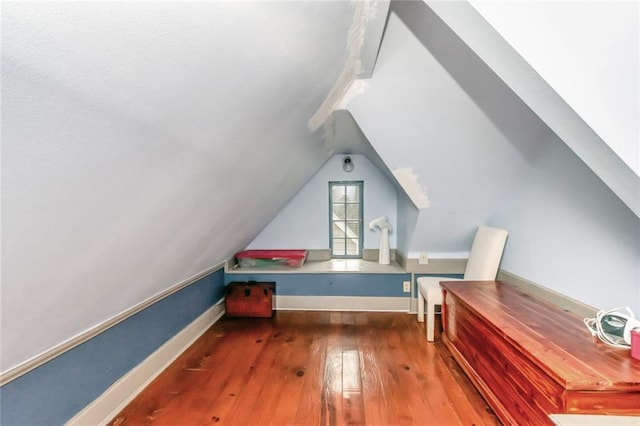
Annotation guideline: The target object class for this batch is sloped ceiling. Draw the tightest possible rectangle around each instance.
[426,0,639,218]
[468,0,639,176]
[1,1,388,373]
[328,109,403,190]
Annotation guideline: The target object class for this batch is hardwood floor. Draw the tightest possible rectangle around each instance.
[109,312,499,425]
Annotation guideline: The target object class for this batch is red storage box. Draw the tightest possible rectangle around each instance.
[235,250,308,268]
[225,282,275,318]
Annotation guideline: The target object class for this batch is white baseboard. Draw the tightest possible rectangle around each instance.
[409,297,418,314]
[274,295,410,312]
[66,301,225,426]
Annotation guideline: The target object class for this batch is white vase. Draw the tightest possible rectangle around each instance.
[378,227,390,265]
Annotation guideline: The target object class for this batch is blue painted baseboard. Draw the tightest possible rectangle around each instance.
[226,273,412,297]
[0,268,225,426]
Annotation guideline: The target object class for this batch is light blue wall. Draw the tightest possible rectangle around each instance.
[395,189,420,256]
[248,154,398,251]
[0,268,225,426]
[349,11,525,254]
[493,135,640,313]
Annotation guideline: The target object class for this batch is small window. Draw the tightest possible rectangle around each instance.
[329,181,363,258]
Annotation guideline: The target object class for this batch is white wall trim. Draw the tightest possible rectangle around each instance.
[1,262,225,386]
[274,295,410,312]
[66,301,225,426]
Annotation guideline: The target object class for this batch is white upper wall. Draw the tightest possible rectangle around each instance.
[1,1,387,373]
[470,0,639,176]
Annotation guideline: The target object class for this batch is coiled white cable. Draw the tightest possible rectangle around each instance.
[583,307,634,349]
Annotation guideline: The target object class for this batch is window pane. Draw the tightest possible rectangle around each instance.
[346,221,359,255]
[345,185,359,202]
[332,239,345,255]
[346,204,360,220]
[346,221,360,236]
[332,204,345,220]
[346,238,359,255]
[329,181,362,259]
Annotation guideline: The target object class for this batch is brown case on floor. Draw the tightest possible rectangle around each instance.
[225,282,275,318]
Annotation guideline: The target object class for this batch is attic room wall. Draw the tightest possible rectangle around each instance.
[1,1,363,376]
[395,189,420,257]
[492,130,640,315]
[348,11,526,252]
[248,154,398,251]
[347,7,640,313]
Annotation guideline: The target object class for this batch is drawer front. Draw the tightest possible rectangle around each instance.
[447,297,564,425]
[566,390,640,415]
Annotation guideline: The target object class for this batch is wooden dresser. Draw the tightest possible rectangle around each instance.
[440,281,640,425]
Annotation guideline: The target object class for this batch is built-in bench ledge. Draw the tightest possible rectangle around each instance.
[226,258,406,274]
[226,249,407,274]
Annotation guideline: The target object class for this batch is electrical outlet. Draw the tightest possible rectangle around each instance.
[403,281,411,293]
[419,251,429,264]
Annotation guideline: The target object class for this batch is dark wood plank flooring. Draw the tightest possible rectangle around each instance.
[110,311,499,425]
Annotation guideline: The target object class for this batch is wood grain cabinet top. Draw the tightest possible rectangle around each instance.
[440,280,640,425]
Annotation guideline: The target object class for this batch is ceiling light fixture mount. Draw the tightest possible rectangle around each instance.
[343,156,354,172]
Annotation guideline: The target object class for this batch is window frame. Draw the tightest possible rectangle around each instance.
[329,180,364,259]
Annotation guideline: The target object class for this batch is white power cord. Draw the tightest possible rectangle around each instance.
[583,307,637,349]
